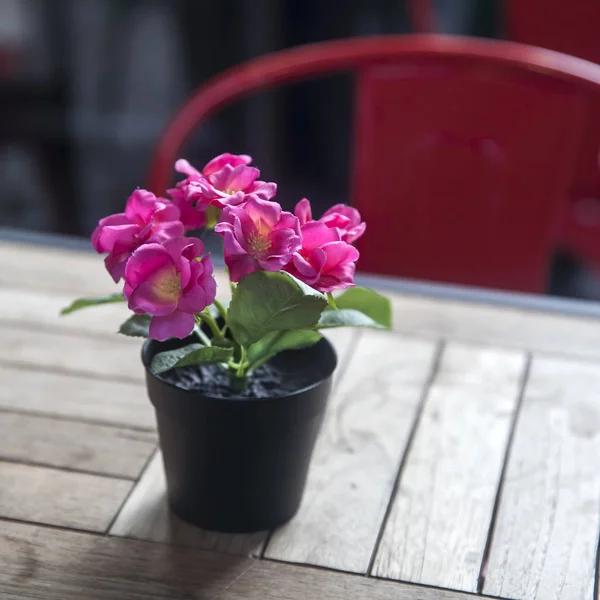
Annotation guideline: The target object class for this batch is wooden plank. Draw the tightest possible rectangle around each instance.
[0,241,112,295]
[0,521,480,600]
[0,286,133,336]
[264,331,439,573]
[372,343,526,592]
[0,365,154,429]
[0,322,143,382]
[0,412,156,479]
[110,451,266,555]
[0,462,132,531]
[392,293,600,360]
[483,355,600,600]
[320,327,356,386]
[0,240,230,296]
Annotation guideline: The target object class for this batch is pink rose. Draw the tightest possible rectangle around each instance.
[171,154,276,211]
[285,220,359,293]
[294,198,365,244]
[214,196,301,282]
[124,237,216,341]
[166,187,207,232]
[91,189,183,282]
[320,204,366,244]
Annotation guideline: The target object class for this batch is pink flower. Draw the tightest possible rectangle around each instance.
[214,197,301,282]
[172,154,277,210]
[166,187,207,232]
[320,204,366,244]
[202,153,252,175]
[286,221,359,293]
[91,190,184,282]
[123,237,216,341]
[294,198,365,244]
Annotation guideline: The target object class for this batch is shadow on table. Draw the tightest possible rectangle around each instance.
[1,521,255,599]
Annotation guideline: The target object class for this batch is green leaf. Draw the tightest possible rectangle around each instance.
[317,308,386,329]
[334,287,392,329]
[60,292,125,315]
[211,337,235,349]
[228,271,328,347]
[247,329,322,371]
[118,314,151,338]
[151,344,233,375]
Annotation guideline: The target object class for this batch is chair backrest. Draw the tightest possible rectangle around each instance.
[506,0,600,65]
[505,0,600,273]
[148,35,600,292]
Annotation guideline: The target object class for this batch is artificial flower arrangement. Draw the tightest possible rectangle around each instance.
[62,152,391,532]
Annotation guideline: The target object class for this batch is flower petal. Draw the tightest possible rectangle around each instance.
[322,241,359,271]
[125,189,159,224]
[226,253,259,282]
[149,311,195,341]
[202,153,252,175]
[125,244,174,288]
[299,221,340,252]
[175,158,202,178]
[250,181,277,200]
[294,198,312,226]
[104,252,129,283]
[94,223,139,254]
[128,280,178,316]
[244,196,281,229]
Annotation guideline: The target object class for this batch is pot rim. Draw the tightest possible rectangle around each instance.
[141,336,338,404]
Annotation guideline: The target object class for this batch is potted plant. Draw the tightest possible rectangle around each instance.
[62,153,391,533]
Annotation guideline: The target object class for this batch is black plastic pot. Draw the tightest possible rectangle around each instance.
[141,336,337,533]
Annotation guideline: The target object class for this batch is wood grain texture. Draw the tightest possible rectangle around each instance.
[372,342,526,592]
[392,293,600,360]
[0,240,230,296]
[0,322,143,382]
[483,355,600,600]
[265,331,439,573]
[0,241,113,295]
[0,521,479,600]
[0,286,133,336]
[0,364,154,429]
[0,412,156,478]
[110,451,266,555]
[320,327,357,386]
[0,462,132,531]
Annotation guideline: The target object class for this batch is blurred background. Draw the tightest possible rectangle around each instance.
[1,0,599,298]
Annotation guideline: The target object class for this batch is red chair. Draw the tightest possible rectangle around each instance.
[505,0,600,282]
[148,35,600,293]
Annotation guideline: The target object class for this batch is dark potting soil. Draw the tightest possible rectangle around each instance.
[158,357,328,399]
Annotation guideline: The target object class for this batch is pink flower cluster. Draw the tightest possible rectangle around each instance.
[91,153,365,340]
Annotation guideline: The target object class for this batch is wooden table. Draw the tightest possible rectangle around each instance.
[1,237,600,600]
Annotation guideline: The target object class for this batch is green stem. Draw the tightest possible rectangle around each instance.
[236,346,247,378]
[197,310,223,340]
[193,320,212,346]
[213,299,228,321]
[327,292,338,310]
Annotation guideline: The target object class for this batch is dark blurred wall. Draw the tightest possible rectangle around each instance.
[0,0,496,238]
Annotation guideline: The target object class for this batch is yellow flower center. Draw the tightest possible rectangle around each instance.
[154,273,181,302]
[248,232,272,256]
